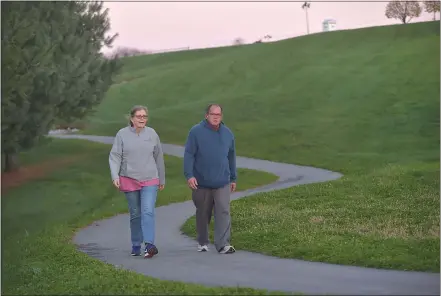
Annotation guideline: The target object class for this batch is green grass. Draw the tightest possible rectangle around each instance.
[182,161,439,271]
[82,21,440,272]
[2,139,281,295]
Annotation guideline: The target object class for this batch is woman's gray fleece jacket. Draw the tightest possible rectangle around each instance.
[109,126,166,185]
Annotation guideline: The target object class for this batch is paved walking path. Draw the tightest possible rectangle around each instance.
[51,133,440,295]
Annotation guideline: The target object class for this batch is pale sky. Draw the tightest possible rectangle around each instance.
[102,0,437,53]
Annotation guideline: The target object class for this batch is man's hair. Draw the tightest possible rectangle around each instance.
[205,103,223,114]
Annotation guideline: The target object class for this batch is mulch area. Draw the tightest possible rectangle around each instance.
[1,155,84,194]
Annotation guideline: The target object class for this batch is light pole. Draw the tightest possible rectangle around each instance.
[302,1,310,35]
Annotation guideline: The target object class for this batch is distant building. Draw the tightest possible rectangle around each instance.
[322,19,337,32]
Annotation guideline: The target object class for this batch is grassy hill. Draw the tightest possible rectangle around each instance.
[83,21,439,271]
[86,21,439,173]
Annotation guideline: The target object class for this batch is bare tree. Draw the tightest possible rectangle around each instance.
[302,2,311,34]
[109,46,150,59]
[423,1,440,20]
[253,35,271,44]
[385,1,422,24]
[233,37,245,46]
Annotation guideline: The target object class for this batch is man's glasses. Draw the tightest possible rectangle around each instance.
[209,113,222,117]
[134,115,148,119]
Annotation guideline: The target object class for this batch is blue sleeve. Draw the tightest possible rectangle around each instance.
[183,129,197,180]
[228,136,237,182]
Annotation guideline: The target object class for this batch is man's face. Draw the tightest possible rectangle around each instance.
[131,110,148,128]
[206,106,222,126]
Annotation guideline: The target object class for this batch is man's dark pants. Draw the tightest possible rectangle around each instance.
[191,184,231,252]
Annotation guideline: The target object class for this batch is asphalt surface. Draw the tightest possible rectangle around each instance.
[51,133,440,295]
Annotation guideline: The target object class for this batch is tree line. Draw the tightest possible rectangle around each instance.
[1,1,122,172]
[386,1,440,24]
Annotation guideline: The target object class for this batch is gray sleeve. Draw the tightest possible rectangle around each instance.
[153,133,166,185]
[109,132,123,181]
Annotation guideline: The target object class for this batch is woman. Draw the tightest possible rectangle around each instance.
[109,105,165,258]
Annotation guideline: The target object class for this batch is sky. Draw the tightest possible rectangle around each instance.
[102,0,437,54]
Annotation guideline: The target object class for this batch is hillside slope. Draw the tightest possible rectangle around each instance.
[86,21,439,174]
[83,21,439,271]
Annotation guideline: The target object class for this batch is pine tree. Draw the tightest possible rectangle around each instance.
[1,1,122,171]
[1,1,61,170]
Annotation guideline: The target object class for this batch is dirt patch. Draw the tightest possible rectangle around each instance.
[309,216,325,224]
[1,155,84,194]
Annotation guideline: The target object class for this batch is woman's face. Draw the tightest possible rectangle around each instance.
[131,109,148,128]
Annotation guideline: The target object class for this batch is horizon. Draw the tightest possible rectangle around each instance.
[101,1,436,54]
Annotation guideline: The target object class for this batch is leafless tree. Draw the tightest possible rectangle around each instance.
[110,46,150,59]
[233,37,245,46]
[385,1,422,24]
[423,1,440,20]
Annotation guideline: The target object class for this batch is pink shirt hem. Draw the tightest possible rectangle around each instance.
[119,176,160,192]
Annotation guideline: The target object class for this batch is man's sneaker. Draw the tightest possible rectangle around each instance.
[219,245,236,254]
[197,244,209,252]
[131,245,141,256]
[144,243,158,258]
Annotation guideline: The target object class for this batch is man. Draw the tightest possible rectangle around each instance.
[183,104,237,254]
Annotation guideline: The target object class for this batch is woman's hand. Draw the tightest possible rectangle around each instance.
[112,179,120,189]
[159,184,165,191]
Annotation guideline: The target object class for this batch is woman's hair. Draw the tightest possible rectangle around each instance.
[128,105,148,127]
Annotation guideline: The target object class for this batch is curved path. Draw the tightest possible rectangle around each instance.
[51,133,440,296]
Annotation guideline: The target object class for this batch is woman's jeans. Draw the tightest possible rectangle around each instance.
[125,185,158,246]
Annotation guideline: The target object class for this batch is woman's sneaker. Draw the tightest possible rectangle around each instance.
[219,245,236,254]
[131,245,141,256]
[197,244,209,252]
[144,243,158,258]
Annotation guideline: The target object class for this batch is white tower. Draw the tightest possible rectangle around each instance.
[322,19,337,32]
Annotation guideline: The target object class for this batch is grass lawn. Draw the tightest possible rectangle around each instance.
[1,138,281,295]
[182,161,439,272]
[80,22,439,272]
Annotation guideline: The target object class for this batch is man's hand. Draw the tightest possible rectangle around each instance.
[159,184,165,191]
[230,182,236,192]
[112,179,120,189]
[187,177,198,190]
